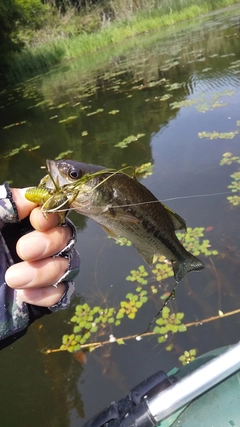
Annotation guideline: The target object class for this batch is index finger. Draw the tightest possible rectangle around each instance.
[11,188,37,220]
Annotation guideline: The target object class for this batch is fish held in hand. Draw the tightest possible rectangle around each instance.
[27,159,205,282]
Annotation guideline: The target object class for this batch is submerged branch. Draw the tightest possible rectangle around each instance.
[44,307,240,355]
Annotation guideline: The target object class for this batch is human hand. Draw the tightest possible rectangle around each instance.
[5,188,77,307]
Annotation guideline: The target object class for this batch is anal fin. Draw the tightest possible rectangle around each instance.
[136,246,155,266]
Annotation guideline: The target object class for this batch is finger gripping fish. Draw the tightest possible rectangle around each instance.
[26,159,205,282]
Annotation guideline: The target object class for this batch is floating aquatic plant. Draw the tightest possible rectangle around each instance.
[195,102,212,113]
[114,237,132,247]
[115,133,145,148]
[46,227,218,354]
[220,152,240,166]
[220,153,240,206]
[170,99,198,109]
[61,303,117,351]
[3,143,40,158]
[170,90,235,113]
[132,79,167,91]
[116,291,148,320]
[61,334,82,353]
[108,110,120,115]
[134,162,153,178]
[36,306,240,356]
[59,116,78,124]
[198,131,238,140]
[166,82,183,90]
[126,265,149,285]
[152,262,174,281]
[228,172,240,192]
[228,59,240,71]
[159,94,172,102]
[153,306,187,343]
[176,227,218,257]
[3,120,27,130]
[48,102,69,110]
[72,102,81,107]
[60,290,149,352]
[227,196,240,206]
[179,349,197,365]
[87,108,104,116]
[56,102,70,109]
[114,227,218,275]
[55,150,74,160]
[212,101,227,109]
[27,100,52,109]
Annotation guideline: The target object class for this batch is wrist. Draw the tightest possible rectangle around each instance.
[0,183,19,227]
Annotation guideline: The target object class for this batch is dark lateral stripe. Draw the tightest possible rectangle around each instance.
[141,218,180,260]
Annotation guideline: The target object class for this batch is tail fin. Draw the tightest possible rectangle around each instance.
[172,256,205,282]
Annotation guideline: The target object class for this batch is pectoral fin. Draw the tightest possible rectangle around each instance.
[103,206,141,223]
[101,224,119,240]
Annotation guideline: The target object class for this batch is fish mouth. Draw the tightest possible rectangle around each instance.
[46,159,56,176]
[45,159,70,189]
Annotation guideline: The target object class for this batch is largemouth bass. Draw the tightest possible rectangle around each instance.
[26,159,205,282]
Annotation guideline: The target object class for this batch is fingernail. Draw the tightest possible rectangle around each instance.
[5,263,36,288]
[18,233,48,260]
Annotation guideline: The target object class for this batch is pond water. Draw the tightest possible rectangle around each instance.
[0,5,240,426]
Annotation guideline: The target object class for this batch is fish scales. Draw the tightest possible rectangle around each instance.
[72,173,193,266]
[28,159,205,282]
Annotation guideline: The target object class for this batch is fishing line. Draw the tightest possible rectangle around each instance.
[138,281,179,336]
[41,190,235,214]
[162,190,233,202]
[41,160,235,213]
[111,191,234,209]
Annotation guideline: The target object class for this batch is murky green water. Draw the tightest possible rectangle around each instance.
[0,6,240,426]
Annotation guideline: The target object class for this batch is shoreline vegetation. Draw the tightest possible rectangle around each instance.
[1,0,240,85]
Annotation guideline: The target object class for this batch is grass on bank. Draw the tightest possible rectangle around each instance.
[6,0,240,84]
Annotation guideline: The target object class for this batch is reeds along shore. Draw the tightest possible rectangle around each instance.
[3,0,239,84]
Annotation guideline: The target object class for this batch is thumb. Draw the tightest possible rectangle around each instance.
[11,188,37,220]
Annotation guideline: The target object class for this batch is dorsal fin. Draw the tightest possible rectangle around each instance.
[162,204,186,231]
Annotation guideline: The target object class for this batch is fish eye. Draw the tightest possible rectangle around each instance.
[68,168,82,180]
